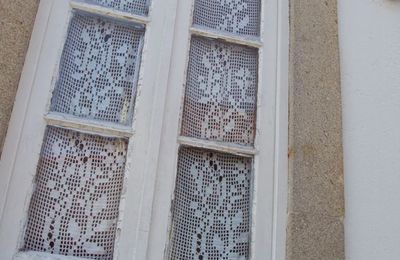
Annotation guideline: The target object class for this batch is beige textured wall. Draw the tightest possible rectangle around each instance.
[0,0,40,155]
[287,0,345,259]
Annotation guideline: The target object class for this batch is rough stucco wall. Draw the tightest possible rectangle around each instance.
[287,0,345,259]
[0,0,40,155]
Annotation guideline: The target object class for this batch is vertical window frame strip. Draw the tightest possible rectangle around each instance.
[111,0,180,258]
[250,0,288,259]
[0,1,73,259]
[0,0,56,223]
[272,0,289,258]
[139,0,196,258]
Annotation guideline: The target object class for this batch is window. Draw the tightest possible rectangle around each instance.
[0,0,288,259]
[167,2,260,258]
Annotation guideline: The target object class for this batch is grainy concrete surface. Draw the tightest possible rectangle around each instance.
[287,0,345,259]
[0,0,40,155]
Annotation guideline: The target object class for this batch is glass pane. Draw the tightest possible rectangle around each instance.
[181,37,258,146]
[169,147,252,259]
[24,126,128,259]
[193,0,261,37]
[84,0,150,16]
[51,13,144,125]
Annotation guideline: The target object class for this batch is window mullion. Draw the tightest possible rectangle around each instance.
[45,112,134,138]
[190,27,262,48]
[178,136,257,157]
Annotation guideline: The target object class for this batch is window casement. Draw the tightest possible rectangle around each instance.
[0,0,288,259]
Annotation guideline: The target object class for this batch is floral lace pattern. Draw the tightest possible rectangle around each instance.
[169,147,252,260]
[24,127,127,259]
[181,37,258,146]
[193,0,261,37]
[51,13,144,125]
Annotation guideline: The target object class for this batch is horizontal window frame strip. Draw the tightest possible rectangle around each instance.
[70,0,150,25]
[177,136,257,157]
[15,251,91,260]
[45,112,134,138]
[190,26,262,48]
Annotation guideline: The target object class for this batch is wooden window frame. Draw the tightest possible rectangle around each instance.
[0,0,288,259]
[0,0,178,259]
[142,0,288,259]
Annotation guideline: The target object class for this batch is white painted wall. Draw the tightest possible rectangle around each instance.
[338,1,400,259]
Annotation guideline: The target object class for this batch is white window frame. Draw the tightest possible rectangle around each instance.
[0,0,179,259]
[0,0,288,259]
